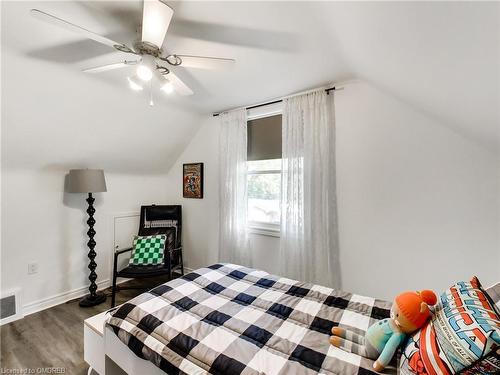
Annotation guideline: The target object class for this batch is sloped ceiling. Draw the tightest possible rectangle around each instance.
[318,2,499,151]
[2,1,498,174]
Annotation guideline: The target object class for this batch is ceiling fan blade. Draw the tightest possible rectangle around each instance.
[82,60,139,73]
[162,71,193,96]
[30,9,134,53]
[171,55,235,70]
[142,0,174,48]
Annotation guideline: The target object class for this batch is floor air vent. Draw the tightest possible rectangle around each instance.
[1,290,22,324]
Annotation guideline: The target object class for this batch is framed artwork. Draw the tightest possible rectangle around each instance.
[183,163,204,199]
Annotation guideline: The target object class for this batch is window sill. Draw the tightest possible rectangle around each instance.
[248,225,281,238]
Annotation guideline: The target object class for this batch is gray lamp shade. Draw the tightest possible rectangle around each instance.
[67,169,107,193]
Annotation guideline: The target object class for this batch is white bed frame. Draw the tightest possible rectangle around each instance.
[84,311,165,375]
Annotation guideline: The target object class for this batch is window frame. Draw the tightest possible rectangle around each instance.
[246,103,283,237]
[247,166,282,235]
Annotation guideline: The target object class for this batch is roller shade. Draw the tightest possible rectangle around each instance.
[247,114,282,161]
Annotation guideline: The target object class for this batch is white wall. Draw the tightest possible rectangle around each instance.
[335,81,498,299]
[162,81,499,301]
[0,169,171,313]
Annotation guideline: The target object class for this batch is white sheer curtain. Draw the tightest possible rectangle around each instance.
[218,109,251,266]
[280,90,340,288]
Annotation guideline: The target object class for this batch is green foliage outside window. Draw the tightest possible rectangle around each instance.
[248,174,280,200]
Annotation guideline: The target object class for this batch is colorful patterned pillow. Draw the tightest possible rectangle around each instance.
[129,235,166,266]
[459,348,500,374]
[400,277,500,375]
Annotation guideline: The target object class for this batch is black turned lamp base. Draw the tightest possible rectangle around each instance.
[79,292,106,307]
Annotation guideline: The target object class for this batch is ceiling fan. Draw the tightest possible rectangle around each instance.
[30,0,236,102]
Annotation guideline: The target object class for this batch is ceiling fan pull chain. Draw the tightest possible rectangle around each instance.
[149,80,154,107]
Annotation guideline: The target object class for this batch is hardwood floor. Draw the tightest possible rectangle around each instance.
[0,276,171,375]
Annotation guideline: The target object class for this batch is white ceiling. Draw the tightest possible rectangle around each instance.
[318,2,499,151]
[2,1,499,173]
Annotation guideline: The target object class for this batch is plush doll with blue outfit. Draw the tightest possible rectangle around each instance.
[330,290,437,372]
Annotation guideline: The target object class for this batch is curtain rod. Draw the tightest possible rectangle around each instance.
[212,86,338,117]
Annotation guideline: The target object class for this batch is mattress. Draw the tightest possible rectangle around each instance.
[106,263,396,374]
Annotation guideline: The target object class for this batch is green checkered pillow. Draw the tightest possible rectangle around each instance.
[129,235,166,266]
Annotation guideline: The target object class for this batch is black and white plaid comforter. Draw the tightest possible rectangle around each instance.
[106,264,395,375]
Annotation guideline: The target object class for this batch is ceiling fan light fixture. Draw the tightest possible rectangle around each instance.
[127,76,143,91]
[136,55,156,81]
[136,65,153,81]
[161,81,174,94]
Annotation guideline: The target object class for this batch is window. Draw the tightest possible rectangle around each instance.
[247,114,282,236]
[247,159,281,232]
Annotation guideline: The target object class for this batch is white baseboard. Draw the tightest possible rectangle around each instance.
[21,279,112,318]
[0,313,23,326]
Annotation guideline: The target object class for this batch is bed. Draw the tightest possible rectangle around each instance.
[105,263,396,374]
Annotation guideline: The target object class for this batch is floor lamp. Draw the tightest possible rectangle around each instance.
[67,169,107,307]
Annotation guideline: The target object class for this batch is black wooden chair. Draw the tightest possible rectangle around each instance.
[111,205,183,307]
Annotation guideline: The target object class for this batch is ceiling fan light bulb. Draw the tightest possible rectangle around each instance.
[127,76,143,91]
[161,82,174,94]
[137,65,153,81]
